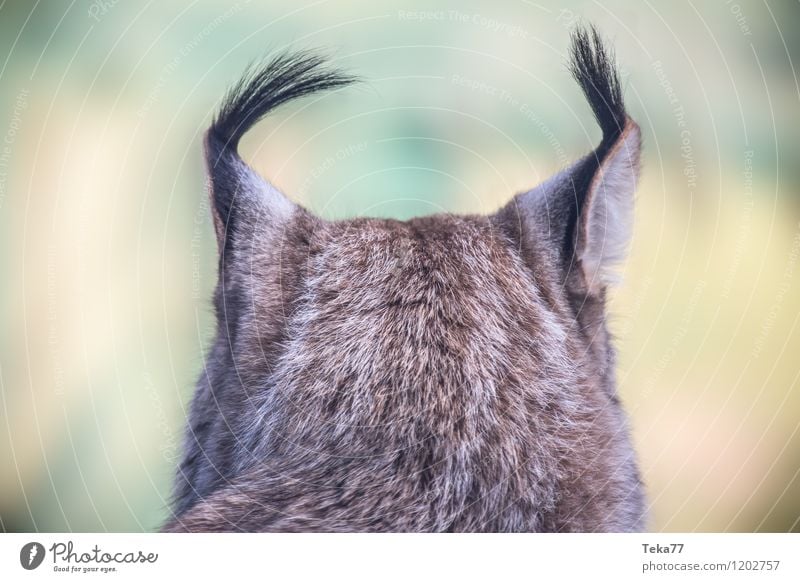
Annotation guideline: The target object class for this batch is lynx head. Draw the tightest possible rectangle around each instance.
[169,26,645,532]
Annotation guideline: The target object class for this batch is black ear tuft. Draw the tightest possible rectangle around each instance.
[211,50,359,154]
[569,25,626,150]
[496,25,641,295]
[205,50,357,251]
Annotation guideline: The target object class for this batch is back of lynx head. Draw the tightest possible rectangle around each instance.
[166,26,646,532]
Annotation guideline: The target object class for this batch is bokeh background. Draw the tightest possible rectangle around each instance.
[1,0,799,532]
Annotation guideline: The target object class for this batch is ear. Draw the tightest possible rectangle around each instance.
[494,26,641,295]
[203,49,356,255]
[575,120,640,289]
[204,134,297,256]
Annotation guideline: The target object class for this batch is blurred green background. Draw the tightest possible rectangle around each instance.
[1,0,799,532]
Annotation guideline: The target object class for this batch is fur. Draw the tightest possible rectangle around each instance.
[164,25,646,532]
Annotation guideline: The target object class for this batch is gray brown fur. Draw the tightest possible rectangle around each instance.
[164,26,646,532]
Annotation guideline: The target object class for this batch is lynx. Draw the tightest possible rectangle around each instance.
[164,26,646,532]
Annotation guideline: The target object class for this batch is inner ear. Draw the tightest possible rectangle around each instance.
[576,120,641,292]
